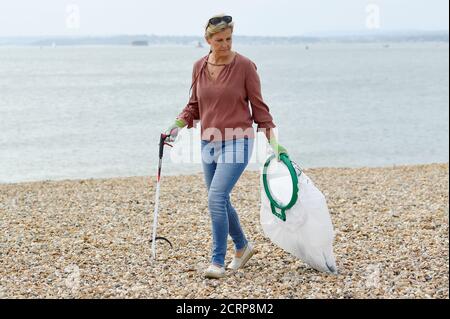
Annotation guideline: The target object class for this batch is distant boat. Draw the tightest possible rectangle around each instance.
[196,41,203,48]
[131,40,149,46]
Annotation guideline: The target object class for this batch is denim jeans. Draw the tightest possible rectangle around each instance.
[201,138,254,267]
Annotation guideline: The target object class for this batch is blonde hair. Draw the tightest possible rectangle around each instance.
[205,13,234,39]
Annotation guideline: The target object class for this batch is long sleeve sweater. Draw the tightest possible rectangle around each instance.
[177,52,276,142]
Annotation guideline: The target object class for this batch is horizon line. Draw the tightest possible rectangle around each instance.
[1,29,449,39]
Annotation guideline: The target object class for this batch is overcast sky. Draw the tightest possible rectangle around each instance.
[0,0,448,37]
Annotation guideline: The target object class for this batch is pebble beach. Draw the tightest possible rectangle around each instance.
[0,163,448,299]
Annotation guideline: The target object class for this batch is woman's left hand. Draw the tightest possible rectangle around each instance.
[269,139,288,161]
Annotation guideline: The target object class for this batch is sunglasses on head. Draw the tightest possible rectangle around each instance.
[208,15,232,26]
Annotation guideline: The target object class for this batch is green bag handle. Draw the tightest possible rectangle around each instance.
[262,153,302,222]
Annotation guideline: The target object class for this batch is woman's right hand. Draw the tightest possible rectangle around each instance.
[164,119,186,142]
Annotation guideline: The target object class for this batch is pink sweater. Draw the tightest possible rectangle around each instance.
[177,52,276,141]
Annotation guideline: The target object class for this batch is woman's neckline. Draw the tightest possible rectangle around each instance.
[207,51,238,66]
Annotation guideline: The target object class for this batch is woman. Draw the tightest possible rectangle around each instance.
[164,14,288,279]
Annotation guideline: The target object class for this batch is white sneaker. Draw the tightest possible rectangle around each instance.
[227,242,256,270]
[204,264,226,279]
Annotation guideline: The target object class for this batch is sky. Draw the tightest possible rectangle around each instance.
[0,0,448,37]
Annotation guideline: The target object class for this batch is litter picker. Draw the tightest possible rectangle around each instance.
[150,133,174,259]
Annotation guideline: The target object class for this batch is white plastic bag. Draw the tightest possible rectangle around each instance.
[260,156,338,274]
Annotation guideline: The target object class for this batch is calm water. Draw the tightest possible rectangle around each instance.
[0,43,448,183]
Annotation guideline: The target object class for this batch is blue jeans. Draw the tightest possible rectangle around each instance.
[201,138,254,267]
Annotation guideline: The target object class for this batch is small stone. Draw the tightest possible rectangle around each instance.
[390,209,400,217]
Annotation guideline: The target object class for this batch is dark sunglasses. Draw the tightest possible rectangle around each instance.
[208,15,232,26]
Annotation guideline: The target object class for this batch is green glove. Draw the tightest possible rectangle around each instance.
[269,138,288,161]
[164,118,186,142]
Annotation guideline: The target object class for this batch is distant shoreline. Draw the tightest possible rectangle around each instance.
[0,42,449,49]
[0,31,448,46]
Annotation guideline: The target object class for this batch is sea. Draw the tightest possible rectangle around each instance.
[0,43,448,183]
